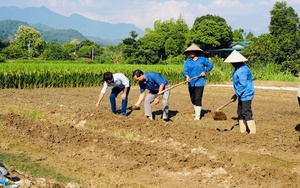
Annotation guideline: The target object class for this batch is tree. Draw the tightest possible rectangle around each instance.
[165,33,186,56]
[138,16,188,62]
[243,1,300,73]
[14,25,44,59]
[100,44,123,64]
[77,44,101,59]
[129,30,138,39]
[153,16,189,42]
[269,1,299,37]
[40,41,70,60]
[62,39,80,57]
[242,34,276,65]
[165,38,177,56]
[189,17,232,50]
[74,39,103,60]
[0,39,9,62]
[193,14,226,25]
[0,39,9,51]
[245,32,256,41]
[268,1,300,71]
[232,29,244,41]
[137,32,164,64]
[122,30,139,63]
[1,44,25,59]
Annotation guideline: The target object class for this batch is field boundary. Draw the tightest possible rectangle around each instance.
[208,84,298,91]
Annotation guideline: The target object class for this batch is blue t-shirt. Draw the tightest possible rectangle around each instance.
[232,64,254,101]
[139,72,168,93]
[183,56,213,87]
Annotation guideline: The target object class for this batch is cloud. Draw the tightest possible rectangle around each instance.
[120,1,191,29]
[1,0,300,36]
[203,0,275,34]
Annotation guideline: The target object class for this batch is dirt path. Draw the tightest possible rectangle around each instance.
[0,81,299,187]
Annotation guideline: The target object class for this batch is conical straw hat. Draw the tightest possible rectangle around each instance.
[184,43,203,53]
[224,50,248,63]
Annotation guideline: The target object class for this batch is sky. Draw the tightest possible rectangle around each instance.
[1,0,300,36]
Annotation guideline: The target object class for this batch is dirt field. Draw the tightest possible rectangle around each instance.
[0,81,299,188]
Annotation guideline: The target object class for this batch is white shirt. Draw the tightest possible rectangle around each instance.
[298,84,300,97]
[101,73,130,94]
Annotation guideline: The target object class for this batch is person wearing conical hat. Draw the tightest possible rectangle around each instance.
[224,50,256,134]
[183,43,214,120]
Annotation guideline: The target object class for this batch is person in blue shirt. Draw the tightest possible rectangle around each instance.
[95,72,131,116]
[224,50,256,134]
[183,43,214,120]
[132,69,170,121]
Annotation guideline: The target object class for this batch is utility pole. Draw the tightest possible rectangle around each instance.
[92,48,94,60]
[27,43,30,60]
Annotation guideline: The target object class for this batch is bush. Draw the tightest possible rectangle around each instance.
[0,54,6,63]
[165,54,185,65]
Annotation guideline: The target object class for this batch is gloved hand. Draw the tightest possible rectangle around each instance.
[231,94,237,102]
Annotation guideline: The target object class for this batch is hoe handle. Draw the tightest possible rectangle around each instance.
[216,100,233,111]
[157,75,200,95]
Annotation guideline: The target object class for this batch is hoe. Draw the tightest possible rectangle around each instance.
[213,99,234,120]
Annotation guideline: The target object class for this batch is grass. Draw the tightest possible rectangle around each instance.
[229,151,300,170]
[251,63,300,82]
[0,152,78,184]
[113,129,136,140]
[12,109,45,120]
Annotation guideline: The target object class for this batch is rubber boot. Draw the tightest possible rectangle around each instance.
[192,105,196,116]
[247,120,256,134]
[194,106,201,120]
[239,120,247,133]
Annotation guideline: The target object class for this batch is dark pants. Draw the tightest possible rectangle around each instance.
[110,87,130,115]
[298,96,300,106]
[188,86,204,106]
[237,100,253,121]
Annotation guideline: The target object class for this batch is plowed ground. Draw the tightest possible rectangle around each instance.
[0,81,299,188]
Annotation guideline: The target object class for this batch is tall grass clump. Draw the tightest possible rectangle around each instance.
[207,56,232,83]
[251,62,299,82]
[209,57,300,83]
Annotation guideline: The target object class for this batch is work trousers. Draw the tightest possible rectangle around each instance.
[110,87,130,116]
[188,86,204,106]
[237,100,253,121]
[144,84,170,119]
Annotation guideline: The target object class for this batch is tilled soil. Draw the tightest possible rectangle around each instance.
[0,81,299,188]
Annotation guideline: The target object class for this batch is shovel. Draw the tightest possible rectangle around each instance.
[213,99,234,120]
[157,75,201,95]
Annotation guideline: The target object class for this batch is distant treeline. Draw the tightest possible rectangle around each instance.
[0,1,299,77]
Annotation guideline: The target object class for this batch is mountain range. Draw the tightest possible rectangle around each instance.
[0,6,145,45]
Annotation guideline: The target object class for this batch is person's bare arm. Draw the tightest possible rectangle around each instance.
[154,83,165,104]
[121,87,129,100]
[95,93,105,107]
[134,92,145,108]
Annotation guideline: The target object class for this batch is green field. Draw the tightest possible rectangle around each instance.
[0,60,298,89]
